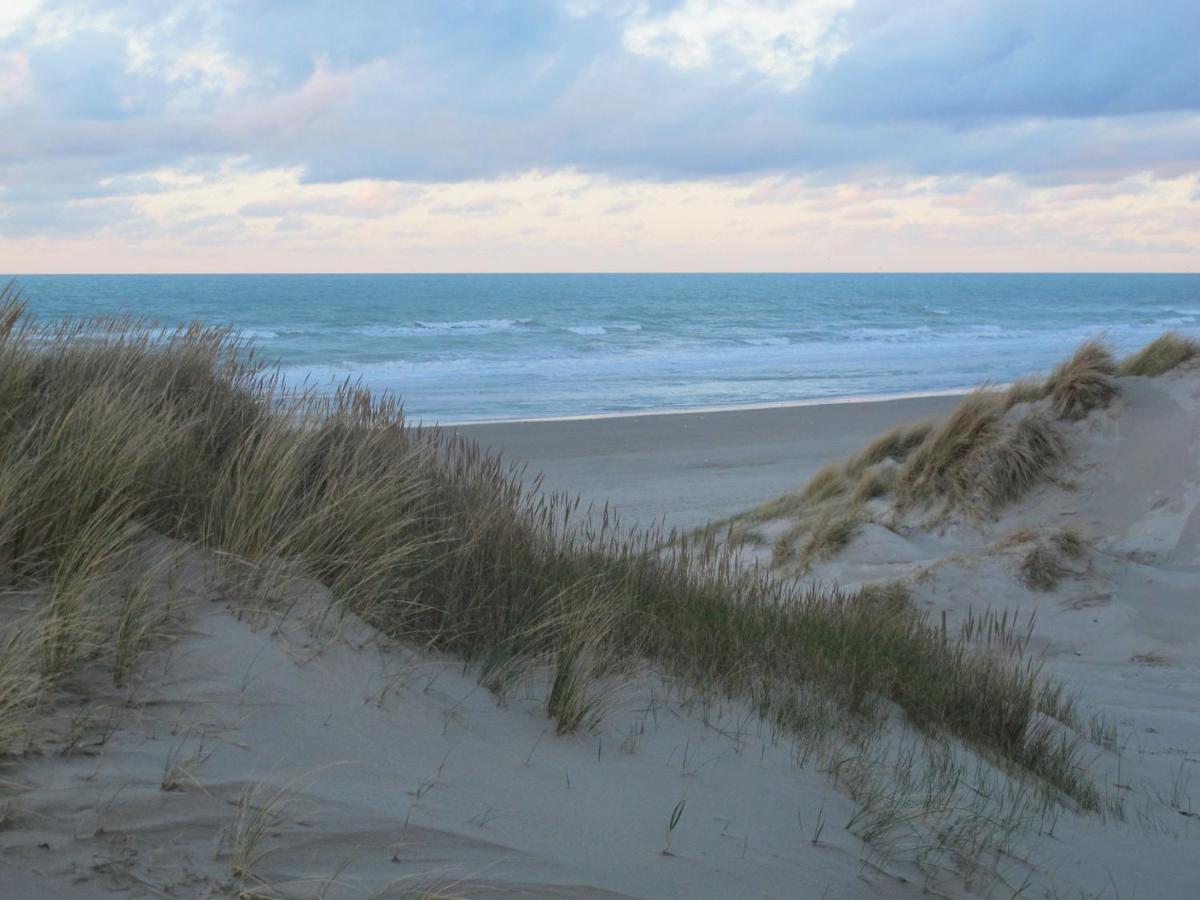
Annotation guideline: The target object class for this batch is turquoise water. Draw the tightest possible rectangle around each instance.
[11,274,1200,423]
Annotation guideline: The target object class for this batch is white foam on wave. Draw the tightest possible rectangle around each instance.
[843,324,1021,343]
[741,336,790,346]
[845,326,937,342]
[354,318,536,337]
[416,318,536,330]
[566,323,643,335]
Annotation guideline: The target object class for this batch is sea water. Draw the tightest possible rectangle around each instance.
[12,273,1200,423]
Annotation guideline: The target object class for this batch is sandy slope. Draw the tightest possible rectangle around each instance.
[741,367,1200,897]
[1,549,924,899]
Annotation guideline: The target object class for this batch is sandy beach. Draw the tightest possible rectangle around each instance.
[452,394,962,532]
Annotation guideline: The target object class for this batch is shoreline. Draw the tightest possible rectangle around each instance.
[427,385,976,428]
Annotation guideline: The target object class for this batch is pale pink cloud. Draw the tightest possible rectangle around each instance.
[2,168,1197,273]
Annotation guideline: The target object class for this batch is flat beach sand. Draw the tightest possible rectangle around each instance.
[452,394,962,531]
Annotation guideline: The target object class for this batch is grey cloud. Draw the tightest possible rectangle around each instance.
[1,0,1198,238]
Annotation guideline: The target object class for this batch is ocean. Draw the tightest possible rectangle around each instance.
[11,274,1200,423]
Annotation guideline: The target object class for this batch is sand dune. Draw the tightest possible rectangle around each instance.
[723,362,1200,898]
[3,326,1199,898]
[3,541,923,899]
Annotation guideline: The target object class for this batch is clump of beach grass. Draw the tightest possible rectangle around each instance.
[752,337,1132,549]
[1020,545,1068,591]
[895,390,1006,510]
[850,464,897,504]
[964,411,1065,511]
[1051,527,1088,560]
[0,284,1109,864]
[800,462,847,504]
[799,511,859,563]
[1045,339,1119,420]
[1117,331,1200,377]
[1003,377,1051,408]
[846,420,936,477]
[746,423,936,567]
[1018,528,1088,591]
[894,392,1065,515]
[753,389,1065,562]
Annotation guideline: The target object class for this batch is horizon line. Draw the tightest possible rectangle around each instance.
[7,270,1200,277]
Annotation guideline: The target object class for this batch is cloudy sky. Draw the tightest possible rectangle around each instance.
[1,0,1198,272]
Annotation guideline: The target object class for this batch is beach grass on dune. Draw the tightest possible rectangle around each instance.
[1117,331,1200,377]
[1045,340,1119,421]
[0,286,1105,818]
[745,336,1129,567]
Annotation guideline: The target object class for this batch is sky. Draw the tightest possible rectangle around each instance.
[0,0,1198,273]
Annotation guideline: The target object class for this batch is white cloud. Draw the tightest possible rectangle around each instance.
[622,0,854,88]
[0,0,41,39]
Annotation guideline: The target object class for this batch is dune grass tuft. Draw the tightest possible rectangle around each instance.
[759,336,1147,537]
[1020,545,1068,591]
[850,464,897,505]
[1045,339,1119,421]
[1017,528,1087,592]
[1117,331,1200,377]
[846,420,936,477]
[892,391,1062,514]
[1051,527,1088,560]
[896,390,1006,511]
[1003,377,1051,408]
[801,462,848,503]
[800,511,860,564]
[965,412,1065,512]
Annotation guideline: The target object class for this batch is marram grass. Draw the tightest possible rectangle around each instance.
[1117,331,1200,377]
[748,335,1139,566]
[0,286,1108,823]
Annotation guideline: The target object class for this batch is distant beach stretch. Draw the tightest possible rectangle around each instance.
[16,273,1200,422]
